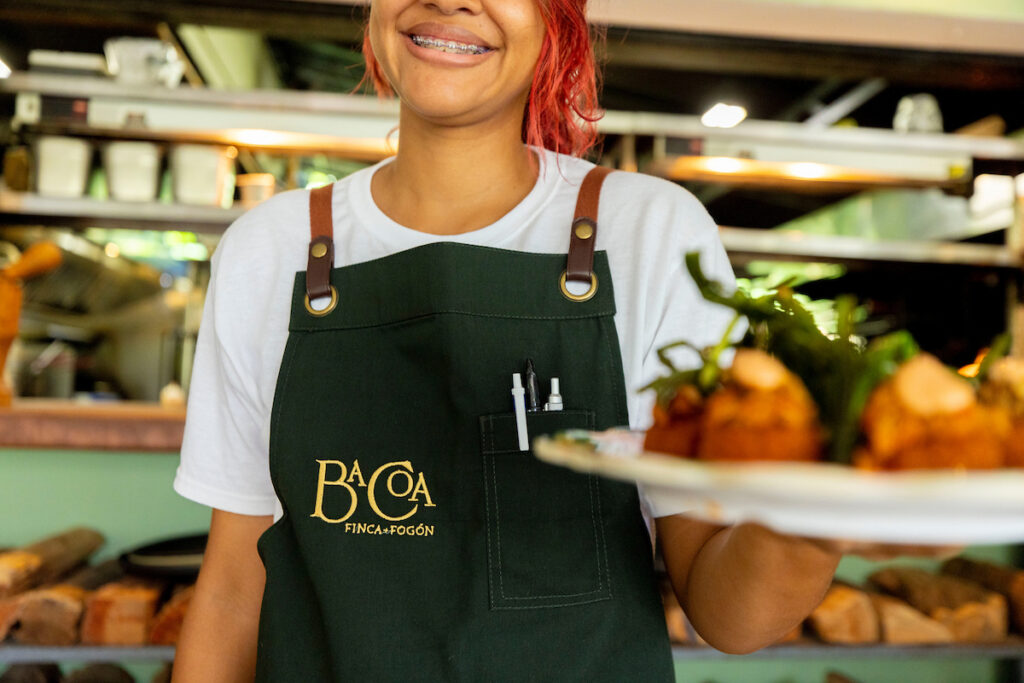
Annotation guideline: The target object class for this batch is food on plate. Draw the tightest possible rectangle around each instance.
[645,253,914,464]
[644,384,703,457]
[645,252,1022,470]
[856,354,1009,470]
[645,349,823,461]
[698,349,822,461]
[978,357,1024,467]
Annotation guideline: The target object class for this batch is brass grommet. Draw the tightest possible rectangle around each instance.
[304,285,338,317]
[574,221,594,240]
[311,243,328,259]
[559,271,598,302]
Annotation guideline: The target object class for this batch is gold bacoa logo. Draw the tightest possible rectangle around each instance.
[311,459,435,525]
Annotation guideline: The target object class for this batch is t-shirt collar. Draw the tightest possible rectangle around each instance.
[346,146,564,250]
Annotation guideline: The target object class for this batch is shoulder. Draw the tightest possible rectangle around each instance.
[543,151,713,231]
[598,169,720,255]
[604,170,712,225]
[215,188,310,264]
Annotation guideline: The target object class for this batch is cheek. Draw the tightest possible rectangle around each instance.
[367,2,404,87]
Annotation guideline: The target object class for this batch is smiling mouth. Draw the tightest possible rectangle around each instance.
[409,34,493,56]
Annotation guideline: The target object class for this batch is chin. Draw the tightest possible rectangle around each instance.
[401,88,510,127]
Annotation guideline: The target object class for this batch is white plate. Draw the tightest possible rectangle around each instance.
[533,429,1024,545]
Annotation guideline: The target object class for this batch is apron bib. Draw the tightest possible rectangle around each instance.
[255,168,674,682]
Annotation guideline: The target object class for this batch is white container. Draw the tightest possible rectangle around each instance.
[170,144,236,207]
[35,136,92,198]
[104,38,184,88]
[104,141,162,202]
[236,173,276,209]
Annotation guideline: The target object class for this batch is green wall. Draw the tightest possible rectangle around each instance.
[0,449,209,559]
[0,448,1018,682]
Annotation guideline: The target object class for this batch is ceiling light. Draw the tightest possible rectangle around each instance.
[703,157,745,174]
[0,57,11,79]
[787,162,829,179]
[701,103,747,129]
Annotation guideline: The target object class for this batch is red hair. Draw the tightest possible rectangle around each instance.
[361,1,602,158]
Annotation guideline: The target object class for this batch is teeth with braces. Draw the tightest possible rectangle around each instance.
[410,35,490,55]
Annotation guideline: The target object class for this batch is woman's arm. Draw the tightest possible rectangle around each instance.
[172,509,273,683]
[657,515,840,654]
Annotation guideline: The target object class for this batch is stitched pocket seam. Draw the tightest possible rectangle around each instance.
[481,410,612,609]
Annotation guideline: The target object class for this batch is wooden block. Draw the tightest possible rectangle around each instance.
[0,528,104,599]
[151,664,173,683]
[6,559,124,646]
[942,557,1024,633]
[65,663,135,683]
[869,593,954,644]
[0,597,20,641]
[809,584,879,644]
[932,595,1008,643]
[869,567,1007,642]
[826,672,864,683]
[81,579,163,646]
[659,580,688,644]
[10,584,86,646]
[774,622,802,644]
[0,664,63,683]
[149,584,195,645]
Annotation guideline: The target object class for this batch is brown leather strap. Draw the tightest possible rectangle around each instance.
[306,184,336,301]
[567,166,613,284]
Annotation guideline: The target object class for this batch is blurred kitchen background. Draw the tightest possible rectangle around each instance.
[2,3,1024,683]
[0,0,1022,401]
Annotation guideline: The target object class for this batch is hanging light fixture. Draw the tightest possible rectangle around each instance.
[701,103,748,129]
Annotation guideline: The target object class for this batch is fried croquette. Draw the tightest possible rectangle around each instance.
[979,357,1024,467]
[858,354,1008,470]
[696,349,823,462]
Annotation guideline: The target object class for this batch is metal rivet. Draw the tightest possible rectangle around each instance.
[574,222,594,240]
[311,243,328,258]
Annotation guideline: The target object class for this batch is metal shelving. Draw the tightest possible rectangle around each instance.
[719,227,1021,269]
[6,72,1024,163]
[2,642,1021,667]
[673,641,1024,683]
[0,645,175,665]
[0,185,244,233]
[672,640,1024,661]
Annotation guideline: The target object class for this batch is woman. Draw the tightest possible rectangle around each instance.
[172,1,844,680]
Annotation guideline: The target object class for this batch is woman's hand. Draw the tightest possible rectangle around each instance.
[658,517,841,654]
[657,516,964,655]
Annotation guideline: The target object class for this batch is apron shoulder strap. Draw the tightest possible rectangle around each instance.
[567,166,613,285]
[306,183,336,301]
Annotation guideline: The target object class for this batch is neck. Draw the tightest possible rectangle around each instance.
[371,105,538,235]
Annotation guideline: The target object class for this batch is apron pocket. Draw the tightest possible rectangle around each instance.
[479,410,612,610]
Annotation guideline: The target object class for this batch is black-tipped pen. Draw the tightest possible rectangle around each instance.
[524,358,541,412]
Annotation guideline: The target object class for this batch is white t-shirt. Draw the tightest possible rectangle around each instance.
[174,147,737,519]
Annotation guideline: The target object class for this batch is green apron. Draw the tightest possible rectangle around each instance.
[255,168,674,682]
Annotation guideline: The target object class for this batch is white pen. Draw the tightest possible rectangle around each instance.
[511,373,529,451]
[544,377,563,411]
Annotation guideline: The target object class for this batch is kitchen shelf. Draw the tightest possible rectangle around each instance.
[3,72,398,161]
[647,155,970,194]
[0,186,244,233]
[6,72,1024,162]
[0,645,175,664]
[1,187,1016,269]
[602,110,1024,163]
[672,639,1024,661]
[2,642,1021,665]
[0,399,185,452]
[719,227,1021,269]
